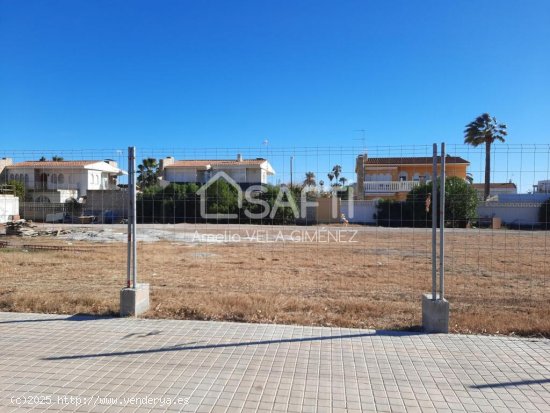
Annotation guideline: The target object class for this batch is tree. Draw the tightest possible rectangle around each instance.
[377,177,478,228]
[205,179,239,216]
[327,172,334,184]
[339,177,348,186]
[4,180,25,201]
[52,155,64,161]
[332,165,342,181]
[319,180,325,193]
[303,171,316,187]
[443,176,479,227]
[464,113,507,200]
[39,156,46,162]
[137,182,201,224]
[137,158,159,189]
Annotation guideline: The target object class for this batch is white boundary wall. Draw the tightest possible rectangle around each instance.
[342,199,545,227]
[477,202,542,226]
[0,195,19,223]
[342,200,377,224]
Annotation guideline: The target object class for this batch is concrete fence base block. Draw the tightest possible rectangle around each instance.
[422,293,449,333]
[120,283,150,317]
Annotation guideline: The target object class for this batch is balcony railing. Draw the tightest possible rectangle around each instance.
[364,180,424,193]
[34,183,80,191]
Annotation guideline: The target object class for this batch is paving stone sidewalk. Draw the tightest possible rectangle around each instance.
[1,312,549,412]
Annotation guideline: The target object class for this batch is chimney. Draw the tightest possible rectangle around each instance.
[159,157,175,174]
[0,157,13,181]
[237,154,243,162]
[355,153,367,200]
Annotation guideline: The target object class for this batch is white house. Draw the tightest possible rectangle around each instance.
[534,180,550,193]
[160,154,275,187]
[5,159,127,202]
[472,182,517,200]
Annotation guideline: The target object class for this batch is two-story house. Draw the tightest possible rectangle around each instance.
[4,159,127,202]
[159,154,275,188]
[355,154,470,200]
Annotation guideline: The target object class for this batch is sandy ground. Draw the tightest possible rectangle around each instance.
[1,223,549,336]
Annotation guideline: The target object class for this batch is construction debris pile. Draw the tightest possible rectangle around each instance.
[5,220,71,237]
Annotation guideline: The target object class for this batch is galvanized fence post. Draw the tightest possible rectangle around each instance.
[120,146,149,317]
[432,143,438,300]
[127,146,137,289]
[439,142,446,299]
[127,148,133,288]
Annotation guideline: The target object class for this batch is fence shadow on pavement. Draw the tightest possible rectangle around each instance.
[0,313,117,324]
[471,378,550,389]
[42,329,425,361]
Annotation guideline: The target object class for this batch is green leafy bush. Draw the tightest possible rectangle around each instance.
[376,177,478,228]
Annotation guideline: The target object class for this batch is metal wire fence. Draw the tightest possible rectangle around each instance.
[0,144,549,335]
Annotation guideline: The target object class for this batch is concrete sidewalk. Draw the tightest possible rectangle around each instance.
[0,312,549,412]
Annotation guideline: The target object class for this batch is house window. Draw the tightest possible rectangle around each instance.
[52,174,58,184]
[35,195,51,203]
[9,173,14,180]
[15,174,19,181]
[24,174,29,185]
[38,173,48,189]
[398,172,408,181]
[58,174,65,184]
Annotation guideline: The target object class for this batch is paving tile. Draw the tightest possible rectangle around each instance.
[0,312,549,413]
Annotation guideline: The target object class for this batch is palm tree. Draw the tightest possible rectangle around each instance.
[319,180,325,193]
[339,177,348,187]
[332,165,342,181]
[464,113,507,200]
[303,171,316,187]
[327,172,334,184]
[137,158,159,188]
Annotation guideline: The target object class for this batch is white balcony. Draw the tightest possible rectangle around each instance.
[364,180,424,193]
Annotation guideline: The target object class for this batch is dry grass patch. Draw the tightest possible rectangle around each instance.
[1,226,549,336]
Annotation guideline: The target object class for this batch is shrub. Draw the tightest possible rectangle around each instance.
[137,182,303,225]
[3,180,25,201]
[377,177,478,228]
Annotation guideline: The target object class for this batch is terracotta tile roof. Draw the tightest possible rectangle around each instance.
[363,156,469,165]
[167,159,267,167]
[9,160,100,168]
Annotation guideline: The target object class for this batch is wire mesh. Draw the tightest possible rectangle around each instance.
[0,144,549,335]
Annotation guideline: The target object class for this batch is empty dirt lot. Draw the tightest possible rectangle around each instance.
[1,224,549,336]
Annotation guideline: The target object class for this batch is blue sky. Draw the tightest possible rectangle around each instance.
[1,0,549,187]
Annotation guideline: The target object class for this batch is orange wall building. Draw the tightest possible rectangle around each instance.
[355,155,469,201]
